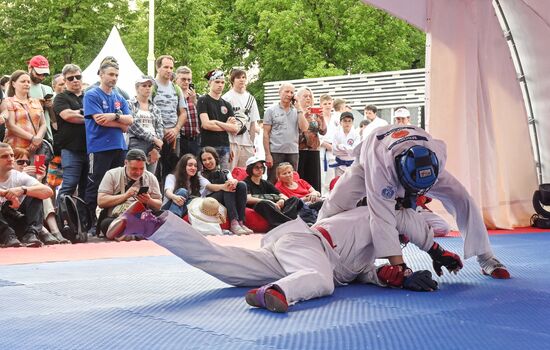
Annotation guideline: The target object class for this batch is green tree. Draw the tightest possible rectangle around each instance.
[0,0,133,78]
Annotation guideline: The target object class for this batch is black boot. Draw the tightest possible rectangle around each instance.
[0,226,23,248]
[20,232,43,248]
[39,229,60,245]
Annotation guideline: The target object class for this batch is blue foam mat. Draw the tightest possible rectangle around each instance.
[1,233,549,349]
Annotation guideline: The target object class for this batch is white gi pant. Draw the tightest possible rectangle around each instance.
[150,206,434,306]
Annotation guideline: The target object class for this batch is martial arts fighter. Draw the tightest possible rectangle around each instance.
[108,202,462,313]
[318,124,510,279]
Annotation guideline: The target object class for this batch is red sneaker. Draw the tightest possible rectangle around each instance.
[479,256,511,279]
[245,284,288,313]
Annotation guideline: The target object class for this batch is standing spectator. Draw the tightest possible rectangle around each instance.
[85,57,131,100]
[393,106,411,125]
[197,69,239,170]
[222,68,260,169]
[331,112,359,177]
[320,96,344,194]
[83,58,133,233]
[358,119,370,139]
[263,83,309,183]
[54,64,88,203]
[296,87,326,192]
[175,66,201,157]
[28,55,56,138]
[128,75,164,174]
[361,104,388,140]
[0,143,54,247]
[2,71,47,155]
[153,55,187,183]
[98,149,162,239]
[51,74,65,95]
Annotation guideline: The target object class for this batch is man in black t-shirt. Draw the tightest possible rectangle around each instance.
[53,64,88,204]
[197,69,238,170]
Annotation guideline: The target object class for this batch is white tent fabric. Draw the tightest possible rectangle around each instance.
[82,26,144,97]
[362,0,541,228]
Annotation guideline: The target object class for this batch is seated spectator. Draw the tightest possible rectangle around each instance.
[200,146,252,235]
[99,149,162,239]
[162,154,209,217]
[275,162,323,211]
[244,156,302,229]
[128,75,164,174]
[13,148,68,244]
[330,112,359,177]
[0,143,53,247]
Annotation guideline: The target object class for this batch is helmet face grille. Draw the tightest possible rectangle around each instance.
[396,146,439,193]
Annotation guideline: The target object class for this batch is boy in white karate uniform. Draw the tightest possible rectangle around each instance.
[330,112,360,177]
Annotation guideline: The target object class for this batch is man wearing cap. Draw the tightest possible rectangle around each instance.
[393,106,411,125]
[330,112,360,177]
[83,58,134,232]
[153,55,187,182]
[85,56,131,100]
[100,149,162,239]
[361,104,388,141]
[54,64,88,204]
[197,69,239,170]
[318,123,510,279]
[28,55,56,141]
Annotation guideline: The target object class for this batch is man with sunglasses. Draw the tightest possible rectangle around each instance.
[318,123,510,280]
[53,64,88,206]
[28,55,56,142]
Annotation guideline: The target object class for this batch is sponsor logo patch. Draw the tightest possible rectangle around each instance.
[221,106,228,114]
[115,101,121,109]
[419,168,433,178]
[391,130,409,139]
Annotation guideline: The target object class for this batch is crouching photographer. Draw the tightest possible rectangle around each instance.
[0,143,53,247]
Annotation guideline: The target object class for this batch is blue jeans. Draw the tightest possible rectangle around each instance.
[57,149,88,205]
[161,188,191,217]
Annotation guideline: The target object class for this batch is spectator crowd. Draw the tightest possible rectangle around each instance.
[0,54,448,247]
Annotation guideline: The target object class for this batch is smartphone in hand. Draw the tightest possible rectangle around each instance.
[43,93,54,100]
[189,83,195,90]
[137,186,149,195]
[309,107,322,114]
[34,154,46,174]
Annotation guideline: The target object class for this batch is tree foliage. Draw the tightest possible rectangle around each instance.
[0,0,425,109]
[0,0,133,77]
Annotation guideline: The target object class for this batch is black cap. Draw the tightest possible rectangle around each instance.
[340,111,354,121]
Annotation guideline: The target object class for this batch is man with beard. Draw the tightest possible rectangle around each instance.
[28,55,56,140]
[83,58,134,234]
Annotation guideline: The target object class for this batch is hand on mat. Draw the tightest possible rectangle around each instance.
[403,270,438,291]
[377,265,410,288]
[429,242,463,276]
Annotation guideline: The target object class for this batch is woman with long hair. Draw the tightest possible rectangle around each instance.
[1,70,47,154]
[200,147,252,235]
[296,87,326,192]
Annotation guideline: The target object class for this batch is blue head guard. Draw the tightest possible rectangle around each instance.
[395,145,439,194]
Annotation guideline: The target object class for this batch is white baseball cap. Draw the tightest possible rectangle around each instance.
[246,155,265,167]
[394,108,411,118]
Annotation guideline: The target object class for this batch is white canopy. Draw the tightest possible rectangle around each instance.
[362,0,547,228]
[82,26,144,97]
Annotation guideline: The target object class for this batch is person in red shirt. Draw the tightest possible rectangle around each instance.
[274,162,323,210]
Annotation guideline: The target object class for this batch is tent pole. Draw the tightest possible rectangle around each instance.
[147,0,155,76]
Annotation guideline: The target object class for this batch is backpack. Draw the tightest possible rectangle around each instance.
[57,195,93,243]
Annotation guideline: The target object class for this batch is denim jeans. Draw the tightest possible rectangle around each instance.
[58,149,88,205]
[161,188,191,217]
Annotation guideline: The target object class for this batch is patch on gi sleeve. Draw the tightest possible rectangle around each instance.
[381,186,395,199]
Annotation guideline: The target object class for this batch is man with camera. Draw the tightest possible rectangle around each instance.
[0,143,54,247]
[175,66,201,157]
[28,55,56,140]
[97,149,162,239]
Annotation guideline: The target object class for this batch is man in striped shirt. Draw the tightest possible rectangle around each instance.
[175,66,201,157]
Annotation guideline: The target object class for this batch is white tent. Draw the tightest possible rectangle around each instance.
[82,26,144,97]
[362,0,547,229]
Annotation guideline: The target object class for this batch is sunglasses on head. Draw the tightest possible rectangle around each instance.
[66,75,82,82]
[16,159,31,166]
